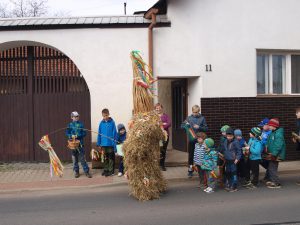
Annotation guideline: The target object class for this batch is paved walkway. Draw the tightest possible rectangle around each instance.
[0,160,299,193]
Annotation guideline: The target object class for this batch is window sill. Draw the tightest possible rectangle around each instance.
[257,94,300,98]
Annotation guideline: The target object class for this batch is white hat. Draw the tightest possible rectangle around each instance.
[71,111,79,117]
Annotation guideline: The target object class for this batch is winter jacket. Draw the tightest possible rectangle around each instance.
[194,143,205,166]
[248,137,263,160]
[221,139,242,161]
[237,137,247,159]
[201,148,218,171]
[261,130,272,147]
[117,132,127,144]
[66,121,86,145]
[182,113,208,135]
[266,128,286,161]
[160,113,171,135]
[97,118,117,149]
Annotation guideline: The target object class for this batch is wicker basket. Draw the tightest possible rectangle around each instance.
[67,138,80,150]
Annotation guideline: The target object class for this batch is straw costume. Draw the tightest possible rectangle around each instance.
[122,51,167,201]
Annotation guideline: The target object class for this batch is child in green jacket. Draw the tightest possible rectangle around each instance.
[266,118,286,189]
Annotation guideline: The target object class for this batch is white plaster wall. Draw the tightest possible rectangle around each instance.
[155,0,300,98]
[0,28,148,142]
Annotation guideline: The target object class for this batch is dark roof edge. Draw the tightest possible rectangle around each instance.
[144,0,167,18]
[0,22,171,31]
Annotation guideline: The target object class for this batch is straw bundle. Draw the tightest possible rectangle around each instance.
[123,112,167,201]
[130,51,156,114]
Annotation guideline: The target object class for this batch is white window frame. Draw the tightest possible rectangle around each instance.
[257,51,300,96]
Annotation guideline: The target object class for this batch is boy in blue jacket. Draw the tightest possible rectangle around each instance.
[258,118,271,183]
[97,108,117,177]
[244,127,263,189]
[66,111,92,178]
[234,129,247,182]
[221,128,242,192]
[116,123,127,177]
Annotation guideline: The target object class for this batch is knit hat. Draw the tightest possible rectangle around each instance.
[117,123,126,132]
[204,138,214,148]
[220,125,230,133]
[258,118,270,127]
[226,127,234,135]
[268,118,280,128]
[71,111,79,117]
[234,129,242,137]
[250,127,262,137]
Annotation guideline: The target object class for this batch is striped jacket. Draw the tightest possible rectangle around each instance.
[194,143,205,166]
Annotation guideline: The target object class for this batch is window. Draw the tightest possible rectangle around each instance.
[291,55,300,93]
[257,52,300,94]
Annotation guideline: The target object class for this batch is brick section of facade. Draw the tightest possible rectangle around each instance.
[201,97,300,160]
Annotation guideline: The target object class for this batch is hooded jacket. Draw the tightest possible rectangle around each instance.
[182,113,208,134]
[97,118,117,148]
[266,128,286,160]
[248,137,263,160]
[221,139,242,161]
[66,121,86,145]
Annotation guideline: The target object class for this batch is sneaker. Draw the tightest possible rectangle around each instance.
[117,172,123,177]
[242,181,252,187]
[203,187,209,192]
[101,171,107,176]
[205,187,214,193]
[265,181,272,186]
[85,172,92,178]
[105,172,114,177]
[267,182,281,189]
[246,183,257,189]
[229,188,238,192]
[74,172,80,178]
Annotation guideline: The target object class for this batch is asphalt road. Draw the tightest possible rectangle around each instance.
[1,174,300,225]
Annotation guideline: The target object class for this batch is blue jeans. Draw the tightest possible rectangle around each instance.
[72,148,89,173]
[225,161,238,189]
[119,157,124,173]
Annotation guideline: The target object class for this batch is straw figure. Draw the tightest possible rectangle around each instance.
[122,51,167,201]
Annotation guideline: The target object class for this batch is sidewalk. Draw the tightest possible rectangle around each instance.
[0,160,299,193]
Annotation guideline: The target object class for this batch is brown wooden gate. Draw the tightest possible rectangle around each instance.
[0,46,91,162]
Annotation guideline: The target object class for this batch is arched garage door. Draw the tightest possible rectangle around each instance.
[0,46,91,162]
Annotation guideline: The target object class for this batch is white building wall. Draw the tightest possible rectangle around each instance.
[0,28,148,142]
[1,0,300,140]
[155,0,300,98]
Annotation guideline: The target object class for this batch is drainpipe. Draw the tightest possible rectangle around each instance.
[145,8,159,102]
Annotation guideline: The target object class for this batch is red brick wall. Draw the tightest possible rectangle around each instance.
[201,97,300,160]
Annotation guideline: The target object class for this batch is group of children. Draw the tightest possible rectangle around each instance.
[192,117,286,193]
[66,108,127,178]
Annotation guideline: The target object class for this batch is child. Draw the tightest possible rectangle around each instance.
[155,103,171,171]
[97,108,117,177]
[182,105,208,177]
[193,132,207,189]
[294,108,300,185]
[66,111,92,178]
[258,118,271,183]
[234,129,247,182]
[221,127,242,192]
[243,127,263,189]
[217,125,230,187]
[116,124,127,177]
[201,138,218,193]
[265,118,286,188]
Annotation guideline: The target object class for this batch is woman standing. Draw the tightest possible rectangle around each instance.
[155,103,171,171]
